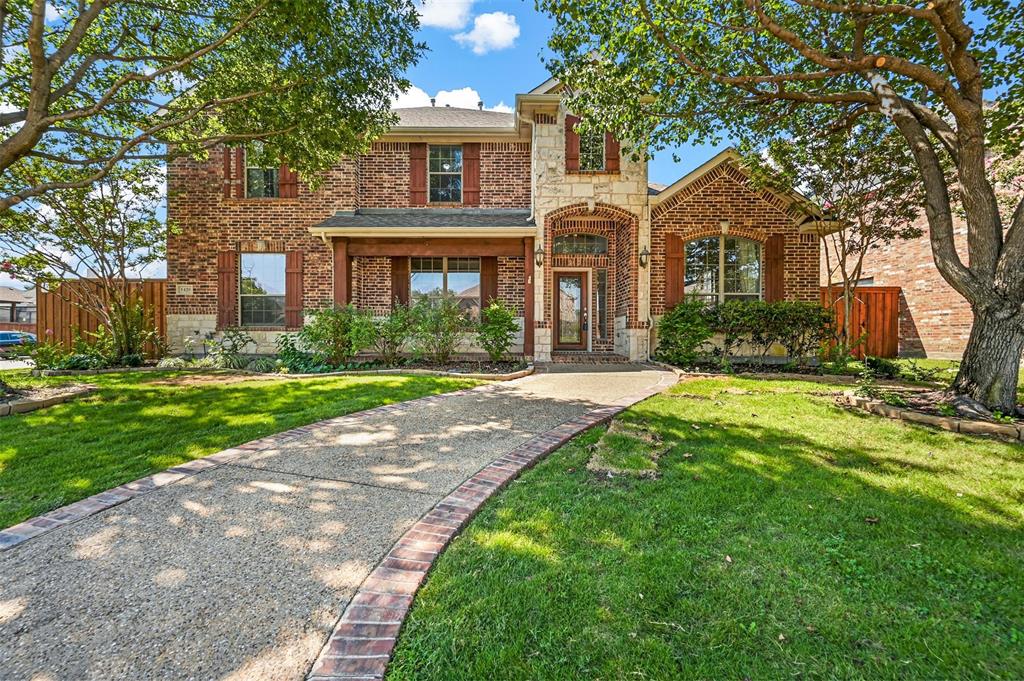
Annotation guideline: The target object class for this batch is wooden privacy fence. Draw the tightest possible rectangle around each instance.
[821,285,901,358]
[36,280,167,355]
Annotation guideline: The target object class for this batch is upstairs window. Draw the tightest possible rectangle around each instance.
[685,236,762,304]
[553,233,608,255]
[240,253,286,326]
[245,144,279,198]
[579,128,605,172]
[429,145,462,203]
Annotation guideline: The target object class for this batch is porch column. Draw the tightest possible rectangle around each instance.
[524,236,535,357]
[333,237,350,305]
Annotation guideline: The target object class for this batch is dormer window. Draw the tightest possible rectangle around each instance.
[429,145,463,203]
[579,128,605,172]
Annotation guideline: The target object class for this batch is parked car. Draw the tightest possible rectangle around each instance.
[0,331,36,354]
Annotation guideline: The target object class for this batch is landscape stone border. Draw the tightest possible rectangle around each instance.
[837,391,1023,442]
[33,364,535,382]
[305,370,678,681]
[0,384,496,551]
[0,385,95,418]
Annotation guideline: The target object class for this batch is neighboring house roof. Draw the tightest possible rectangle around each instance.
[647,182,667,196]
[0,286,33,305]
[311,209,536,239]
[392,107,515,129]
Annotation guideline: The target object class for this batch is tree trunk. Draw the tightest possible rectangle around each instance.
[952,306,1024,413]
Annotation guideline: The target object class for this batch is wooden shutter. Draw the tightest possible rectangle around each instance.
[278,164,298,198]
[565,114,580,173]
[664,234,686,309]
[285,251,304,328]
[391,256,410,306]
[217,250,238,329]
[480,256,499,306]
[765,234,785,302]
[234,147,245,198]
[409,143,427,206]
[222,147,234,198]
[462,142,481,206]
[604,133,620,172]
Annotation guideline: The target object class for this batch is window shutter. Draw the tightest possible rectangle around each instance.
[279,164,298,198]
[217,250,238,329]
[564,114,580,173]
[409,143,427,206]
[222,147,234,198]
[391,257,410,306]
[285,251,304,328]
[664,234,685,309]
[234,147,245,198]
[604,133,620,172]
[765,234,785,302]
[463,142,481,206]
[481,256,499,306]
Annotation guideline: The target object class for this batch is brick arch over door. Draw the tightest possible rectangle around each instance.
[541,202,642,347]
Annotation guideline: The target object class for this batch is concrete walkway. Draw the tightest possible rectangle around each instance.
[0,364,670,681]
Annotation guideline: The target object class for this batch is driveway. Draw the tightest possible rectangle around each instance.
[0,364,672,681]
[0,358,32,371]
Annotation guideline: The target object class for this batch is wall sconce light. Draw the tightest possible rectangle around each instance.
[535,244,545,268]
[639,245,650,269]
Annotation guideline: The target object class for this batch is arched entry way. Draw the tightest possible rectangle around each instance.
[540,203,640,357]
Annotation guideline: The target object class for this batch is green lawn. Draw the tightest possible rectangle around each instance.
[389,376,1024,680]
[0,370,475,528]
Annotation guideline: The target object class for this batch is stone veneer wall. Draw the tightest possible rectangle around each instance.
[530,108,651,361]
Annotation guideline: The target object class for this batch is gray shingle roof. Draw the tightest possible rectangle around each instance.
[392,107,515,129]
[316,209,534,229]
[0,286,33,305]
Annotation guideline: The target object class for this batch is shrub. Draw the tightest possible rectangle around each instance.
[412,296,472,365]
[373,303,415,366]
[477,299,519,362]
[246,357,279,373]
[775,302,832,365]
[30,339,71,369]
[120,352,145,368]
[864,355,900,379]
[275,333,318,372]
[713,300,754,369]
[206,327,255,369]
[901,359,944,383]
[156,356,189,369]
[298,305,375,367]
[655,299,714,367]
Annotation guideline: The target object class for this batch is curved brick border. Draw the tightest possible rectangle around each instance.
[305,371,678,681]
[838,392,1022,442]
[0,385,94,418]
[0,384,495,551]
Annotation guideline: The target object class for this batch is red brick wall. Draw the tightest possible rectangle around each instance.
[853,213,973,358]
[650,163,820,316]
[358,143,410,208]
[497,256,526,315]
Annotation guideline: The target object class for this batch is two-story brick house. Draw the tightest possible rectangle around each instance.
[166,79,823,361]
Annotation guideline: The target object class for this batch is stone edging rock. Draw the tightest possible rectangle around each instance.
[32,366,202,376]
[304,370,679,681]
[837,391,1022,442]
[0,385,95,418]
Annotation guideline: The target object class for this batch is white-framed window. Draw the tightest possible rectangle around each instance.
[245,143,279,198]
[579,128,605,172]
[685,236,762,304]
[428,145,462,203]
[410,256,481,320]
[240,253,286,326]
[553,233,608,255]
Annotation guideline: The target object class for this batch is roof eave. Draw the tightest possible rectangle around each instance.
[309,226,538,239]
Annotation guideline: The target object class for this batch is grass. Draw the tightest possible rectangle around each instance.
[388,376,1024,680]
[0,370,476,528]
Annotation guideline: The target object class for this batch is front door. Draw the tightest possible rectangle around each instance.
[554,272,588,350]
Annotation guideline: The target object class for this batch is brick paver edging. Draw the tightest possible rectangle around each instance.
[0,384,497,552]
[305,371,678,681]
[0,385,95,418]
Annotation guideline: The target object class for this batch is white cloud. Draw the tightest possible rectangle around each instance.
[392,85,513,112]
[453,12,520,55]
[416,0,475,29]
[45,3,61,22]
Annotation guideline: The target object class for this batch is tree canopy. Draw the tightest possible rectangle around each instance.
[0,0,423,211]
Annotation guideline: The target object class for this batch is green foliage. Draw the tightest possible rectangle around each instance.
[30,338,71,370]
[156,357,189,370]
[246,357,279,374]
[477,299,519,363]
[901,359,945,383]
[775,302,833,364]
[298,305,375,367]
[120,353,144,368]
[275,333,318,373]
[413,296,473,365]
[373,303,416,366]
[206,327,255,369]
[864,356,901,380]
[655,299,713,367]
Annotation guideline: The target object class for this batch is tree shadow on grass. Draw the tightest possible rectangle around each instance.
[390,389,1024,681]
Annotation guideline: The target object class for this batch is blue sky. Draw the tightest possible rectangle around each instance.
[404,0,724,186]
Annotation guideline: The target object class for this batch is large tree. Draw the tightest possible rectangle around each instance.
[540,0,1024,411]
[0,0,421,211]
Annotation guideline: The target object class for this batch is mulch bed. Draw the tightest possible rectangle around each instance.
[0,384,90,405]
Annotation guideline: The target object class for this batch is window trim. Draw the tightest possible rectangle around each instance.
[427,144,463,204]
[410,255,481,319]
[684,235,763,304]
[578,129,606,172]
[238,252,287,327]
